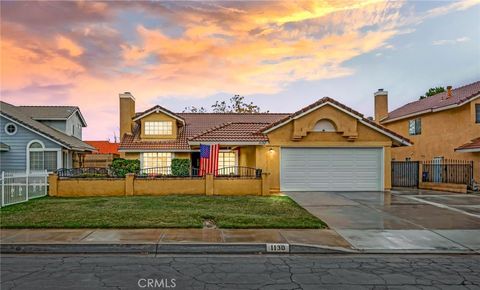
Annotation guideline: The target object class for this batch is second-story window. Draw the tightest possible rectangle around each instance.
[408,118,421,135]
[476,104,480,123]
[145,121,172,135]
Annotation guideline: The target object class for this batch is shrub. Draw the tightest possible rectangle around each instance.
[171,158,190,176]
[79,173,108,178]
[111,158,140,177]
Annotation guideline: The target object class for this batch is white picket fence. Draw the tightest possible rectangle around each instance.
[1,170,48,207]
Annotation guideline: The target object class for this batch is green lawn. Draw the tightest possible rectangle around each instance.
[0,196,326,229]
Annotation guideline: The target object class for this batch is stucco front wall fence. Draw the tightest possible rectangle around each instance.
[48,173,270,197]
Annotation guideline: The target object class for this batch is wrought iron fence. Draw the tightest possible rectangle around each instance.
[215,166,262,179]
[1,170,48,207]
[392,161,419,188]
[136,167,201,178]
[422,159,474,189]
[56,167,110,178]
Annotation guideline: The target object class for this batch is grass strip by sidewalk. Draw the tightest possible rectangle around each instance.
[0,195,326,229]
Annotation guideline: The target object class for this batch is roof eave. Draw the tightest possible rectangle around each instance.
[0,112,72,150]
[382,93,480,124]
[132,106,185,124]
[188,141,267,146]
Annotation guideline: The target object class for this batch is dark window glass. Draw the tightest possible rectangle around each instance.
[476,104,480,123]
[408,118,421,135]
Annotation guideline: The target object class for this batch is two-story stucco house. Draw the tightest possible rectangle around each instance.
[374,80,480,181]
[118,92,411,192]
[0,101,95,172]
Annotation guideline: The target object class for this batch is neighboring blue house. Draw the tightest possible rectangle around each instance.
[0,101,95,173]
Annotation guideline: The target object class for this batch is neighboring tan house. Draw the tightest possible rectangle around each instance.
[374,80,480,181]
[0,101,95,172]
[118,92,411,192]
[84,141,120,168]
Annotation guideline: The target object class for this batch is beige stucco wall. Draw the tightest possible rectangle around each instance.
[174,152,191,159]
[120,96,135,137]
[383,100,480,180]
[252,104,395,192]
[239,146,256,168]
[135,179,204,195]
[213,178,262,195]
[56,178,126,197]
[49,174,268,197]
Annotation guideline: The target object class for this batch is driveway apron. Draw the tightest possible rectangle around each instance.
[285,191,480,252]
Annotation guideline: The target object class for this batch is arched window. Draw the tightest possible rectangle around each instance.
[27,140,58,172]
[313,120,336,132]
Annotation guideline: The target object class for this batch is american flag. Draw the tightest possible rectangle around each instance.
[199,144,220,176]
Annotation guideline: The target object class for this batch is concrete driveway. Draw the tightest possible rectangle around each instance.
[286,190,480,253]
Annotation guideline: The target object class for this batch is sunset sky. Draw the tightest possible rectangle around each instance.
[1,0,479,140]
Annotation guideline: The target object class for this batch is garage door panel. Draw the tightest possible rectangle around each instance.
[280,148,382,191]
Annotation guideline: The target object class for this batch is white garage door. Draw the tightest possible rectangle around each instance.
[280,148,383,191]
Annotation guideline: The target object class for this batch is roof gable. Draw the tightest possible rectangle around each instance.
[260,97,412,146]
[0,101,95,151]
[133,105,185,124]
[18,106,87,126]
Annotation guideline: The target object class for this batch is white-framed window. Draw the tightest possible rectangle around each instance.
[218,151,237,174]
[142,153,173,173]
[27,140,59,172]
[313,120,336,132]
[4,122,17,135]
[408,118,421,135]
[144,121,173,135]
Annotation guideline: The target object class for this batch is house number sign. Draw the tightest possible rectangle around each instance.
[266,243,290,253]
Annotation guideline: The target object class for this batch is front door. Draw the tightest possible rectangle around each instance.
[191,152,200,175]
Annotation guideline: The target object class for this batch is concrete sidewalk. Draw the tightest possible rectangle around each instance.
[2,227,478,254]
[0,228,354,254]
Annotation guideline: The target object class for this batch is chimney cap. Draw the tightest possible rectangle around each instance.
[119,92,135,101]
[374,89,388,96]
[446,85,452,98]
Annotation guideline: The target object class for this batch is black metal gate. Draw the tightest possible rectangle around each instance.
[422,159,474,189]
[392,161,419,188]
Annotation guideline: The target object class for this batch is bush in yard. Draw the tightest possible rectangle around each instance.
[171,158,190,176]
[79,173,108,178]
[111,158,140,177]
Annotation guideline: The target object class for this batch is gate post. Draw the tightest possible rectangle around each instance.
[1,171,4,207]
[26,173,29,201]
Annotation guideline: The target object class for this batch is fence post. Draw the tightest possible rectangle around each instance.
[261,172,270,195]
[26,172,29,201]
[205,174,214,196]
[48,173,58,196]
[44,170,48,196]
[1,171,4,207]
[125,173,135,196]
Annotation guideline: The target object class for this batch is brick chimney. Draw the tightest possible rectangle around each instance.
[374,89,388,123]
[119,92,135,137]
[447,86,452,98]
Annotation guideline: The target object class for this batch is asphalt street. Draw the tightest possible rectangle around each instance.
[1,254,479,289]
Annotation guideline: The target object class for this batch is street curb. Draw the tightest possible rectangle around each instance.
[1,243,353,255]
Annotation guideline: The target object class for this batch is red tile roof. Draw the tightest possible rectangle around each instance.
[119,113,288,151]
[455,137,480,152]
[189,122,270,143]
[119,98,412,151]
[84,141,119,154]
[383,81,480,122]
